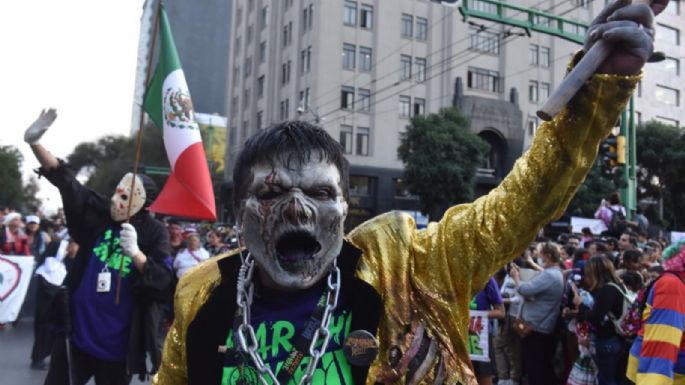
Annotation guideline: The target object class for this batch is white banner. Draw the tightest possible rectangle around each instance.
[671,232,685,244]
[0,255,35,323]
[571,217,607,235]
[468,310,490,362]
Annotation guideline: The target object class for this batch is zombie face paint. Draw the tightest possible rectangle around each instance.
[238,157,348,290]
[110,173,146,222]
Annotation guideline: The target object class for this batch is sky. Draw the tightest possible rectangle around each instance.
[0,1,144,214]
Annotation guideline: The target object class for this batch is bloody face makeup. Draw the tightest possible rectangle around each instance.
[110,173,146,222]
[238,157,348,290]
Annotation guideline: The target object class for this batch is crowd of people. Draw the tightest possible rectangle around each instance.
[0,206,238,369]
[469,195,684,385]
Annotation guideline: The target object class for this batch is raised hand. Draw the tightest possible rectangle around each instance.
[24,108,57,145]
[585,0,669,75]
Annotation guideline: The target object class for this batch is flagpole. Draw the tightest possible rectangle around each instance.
[116,0,162,305]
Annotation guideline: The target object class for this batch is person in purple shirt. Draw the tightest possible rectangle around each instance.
[470,277,505,385]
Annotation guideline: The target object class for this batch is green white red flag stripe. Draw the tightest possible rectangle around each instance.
[142,6,216,221]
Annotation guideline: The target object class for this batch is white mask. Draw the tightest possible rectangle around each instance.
[110,173,146,222]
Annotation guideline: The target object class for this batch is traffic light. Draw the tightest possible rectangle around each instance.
[599,133,626,179]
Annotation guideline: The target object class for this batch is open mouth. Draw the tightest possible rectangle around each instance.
[275,230,321,265]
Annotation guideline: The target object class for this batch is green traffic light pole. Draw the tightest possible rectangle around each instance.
[620,96,637,221]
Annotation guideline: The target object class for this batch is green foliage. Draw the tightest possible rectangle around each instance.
[397,107,489,219]
[0,145,42,212]
[566,159,615,217]
[66,124,169,196]
[635,120,685,229]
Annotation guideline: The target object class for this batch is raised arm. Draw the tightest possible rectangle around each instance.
[411,0,661,297]
[25,108,60,170]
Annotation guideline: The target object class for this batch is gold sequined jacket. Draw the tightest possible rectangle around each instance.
[153,62,639,385]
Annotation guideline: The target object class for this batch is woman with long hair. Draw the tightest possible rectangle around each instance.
[572,255,629,385]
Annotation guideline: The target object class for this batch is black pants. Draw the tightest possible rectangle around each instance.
[44,337,131,385]
[32,276,60,363]
[522,330,558,385]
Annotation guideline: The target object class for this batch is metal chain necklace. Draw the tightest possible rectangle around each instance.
[235,252,341,385]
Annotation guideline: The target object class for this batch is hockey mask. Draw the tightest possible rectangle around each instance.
[239,157,348,290]
[110,173,147,222]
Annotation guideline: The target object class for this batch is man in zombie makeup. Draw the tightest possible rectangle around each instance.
[155,2,666,385]
[23,109,175,385]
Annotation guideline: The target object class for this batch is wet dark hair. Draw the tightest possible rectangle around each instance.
[232,121,349,211]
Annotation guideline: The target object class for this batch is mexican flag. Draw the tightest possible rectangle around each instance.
[142,6,216,221]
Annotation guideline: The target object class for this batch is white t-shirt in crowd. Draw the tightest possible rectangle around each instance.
[173,247,210,279]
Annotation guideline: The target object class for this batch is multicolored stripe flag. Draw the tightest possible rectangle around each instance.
[142,6,216,221]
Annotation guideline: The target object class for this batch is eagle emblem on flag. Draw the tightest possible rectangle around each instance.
[163,88,198,130]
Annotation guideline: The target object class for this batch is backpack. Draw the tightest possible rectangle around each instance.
[606,282,634,337]
[619,272,685,339]
[606,206,627,236]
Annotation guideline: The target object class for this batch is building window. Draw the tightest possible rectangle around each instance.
[341,86,355,109]
[359,46,372,72]
[415,58,427,82]
[358,88,371,112]
[637,81,642,97]
[400,55,412,80]
[657,23,680,45]
[344,1,357,26]
[244,57,252,77]
[576,0,589,9]
[256,111,263,130]
[541,82,550,101]
[655,116,680,128]
[260,6,269,29]
[280,99,290,120]
[303,7,309,33]
[663,57,680,76]
[236,7,243,27]
[416,17,428,40]
[343,43,356,70]
[472,0,497,13]
[247,25,254,44]
[401,14,413,38]
[234,37,241,54]
[242,120,249,140]
[259,41,267,63]
[231,96,239,115]
[540,47,550,67]
[469,27,499,54]
[356,127,370,156]
[340,125,353,154]
[467,67,501,93]
[281,61,291,85]
[655,85,680,106]
[257,75,265,98]
[529,44,539,65]
[399,95,411,117]
[529,80,539,103]
[243,89,250,110]
[299,88,311,111]
[527,115,539,136]
[233,66,240,83]
[282,22,293,47]
[360,4,373,29]
[413,98,426,116]
[349,175,372,195]
[301,46,312,74]
[308,4,314,29]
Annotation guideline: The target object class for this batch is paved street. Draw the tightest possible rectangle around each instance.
[0,319,146,385]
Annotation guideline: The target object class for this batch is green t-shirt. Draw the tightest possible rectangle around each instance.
[222,284,355,385]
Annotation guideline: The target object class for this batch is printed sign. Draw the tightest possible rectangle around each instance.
[468,310,490,362]
[0,255,35,323]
